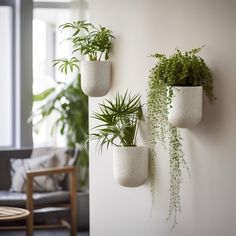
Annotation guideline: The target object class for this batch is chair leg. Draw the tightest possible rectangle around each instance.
[26,174,34,236]
[69,169,77,236]
[71,204,77,236]
[26,212,33,236]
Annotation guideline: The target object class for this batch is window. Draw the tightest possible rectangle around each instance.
[0,0,86,148]
[32,1,85,147]
[0,2,15,147]
[0,0,33,148]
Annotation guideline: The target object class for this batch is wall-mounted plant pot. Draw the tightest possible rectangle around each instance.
[81,61,111,97]
[168,86,203,128]
[113,146,149,187]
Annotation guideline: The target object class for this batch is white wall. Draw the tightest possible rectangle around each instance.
[89,1,236,236]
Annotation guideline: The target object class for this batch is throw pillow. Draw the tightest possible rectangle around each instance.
[31,147,71,167]
[30,147,73,182]
[10,154,62,192]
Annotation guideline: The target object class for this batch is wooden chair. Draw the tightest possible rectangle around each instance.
[0,147,80,236]
[26,166,77,236]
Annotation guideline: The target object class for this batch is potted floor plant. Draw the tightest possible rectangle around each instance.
[147,47,215,227]
[32,74,89,189]
[59,20,115,97]
[91,91,149,187]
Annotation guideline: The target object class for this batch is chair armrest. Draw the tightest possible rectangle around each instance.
[25,166,77,224]
[26,166,75,177]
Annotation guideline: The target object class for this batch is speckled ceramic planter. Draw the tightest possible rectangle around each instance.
[113,146,149,187]
[168,86,203,128]
[81,61,111,97]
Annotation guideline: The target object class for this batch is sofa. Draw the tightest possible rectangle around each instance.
[0,147,88,235]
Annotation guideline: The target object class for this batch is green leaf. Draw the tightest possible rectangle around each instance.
[59,20,114,61]
[90,91,143,150]
[33,88,55,101]
[147,46,215,228]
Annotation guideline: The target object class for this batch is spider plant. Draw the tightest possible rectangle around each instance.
[90,91,143,152]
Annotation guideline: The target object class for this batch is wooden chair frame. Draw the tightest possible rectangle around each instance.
[26,166,77,236]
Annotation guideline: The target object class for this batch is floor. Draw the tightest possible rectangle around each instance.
[0,230,89,236]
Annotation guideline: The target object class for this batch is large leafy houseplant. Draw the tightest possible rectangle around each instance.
[147,47,215,227]
[56,20,115,97]
[33,74,88,188]
[91,91,149,187]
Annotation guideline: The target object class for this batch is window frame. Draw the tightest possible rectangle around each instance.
[16,0,33,148]
[32,1,75,147]
[0,0,86,148]
[33,1,72,8]
[0,0,33,148]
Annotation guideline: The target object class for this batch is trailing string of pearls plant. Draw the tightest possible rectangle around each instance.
[147,47,215,228]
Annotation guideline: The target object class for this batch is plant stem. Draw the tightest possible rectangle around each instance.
[98,52,103,61]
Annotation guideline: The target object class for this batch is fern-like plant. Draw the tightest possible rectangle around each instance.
[90,91,143,151]
[59,20,114,61]
[147,47,215,228]
[54,20,115,97]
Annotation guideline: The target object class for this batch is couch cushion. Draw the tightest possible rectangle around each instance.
[0,149,32,190]
[10,154,62,192]
[0,190,70,207]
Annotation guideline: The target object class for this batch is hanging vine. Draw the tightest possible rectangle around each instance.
[147,47,215,228]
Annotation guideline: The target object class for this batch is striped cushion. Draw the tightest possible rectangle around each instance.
[10,154,62,192]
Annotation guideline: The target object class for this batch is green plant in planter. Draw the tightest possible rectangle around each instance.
[90,91,143,150]
[56,20,115,97]
[151,47,215,104]
[58,20,114,61]
[147,47,215,228]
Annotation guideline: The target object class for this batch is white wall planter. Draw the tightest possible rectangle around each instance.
[81,61,111,97]
[113,146,149,187]
[168,86,203,128]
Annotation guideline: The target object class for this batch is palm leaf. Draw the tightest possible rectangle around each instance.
[90,91,143,150]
